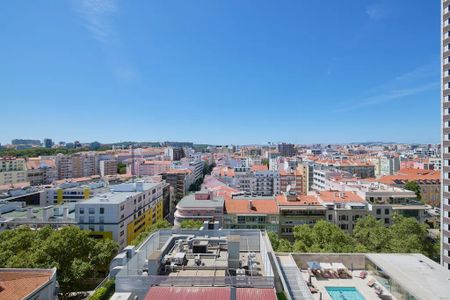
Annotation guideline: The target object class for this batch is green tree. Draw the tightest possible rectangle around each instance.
[277,239,293,252]
[388,215,428,253]
[267,231,280,251]
[131,219,171,246]
[0,226,119,299]
[117,162,127,174]
[180,220,204,229]
[293,221,357,253]
[404,180,422,200]
[353,215,391,252]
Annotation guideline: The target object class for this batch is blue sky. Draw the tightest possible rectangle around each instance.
[0,0,440,145]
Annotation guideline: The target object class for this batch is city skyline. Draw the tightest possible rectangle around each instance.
[0,0,440,145]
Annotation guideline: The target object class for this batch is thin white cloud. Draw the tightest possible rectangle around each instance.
[335,82,438,113]
[72,0,139,83]
[334,62,439,113]
[366,4,387,21]
[75,0,117,43]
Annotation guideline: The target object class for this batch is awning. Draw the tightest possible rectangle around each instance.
[307,261,321,270]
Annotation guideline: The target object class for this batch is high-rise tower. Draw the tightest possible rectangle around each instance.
[441,0,450,269]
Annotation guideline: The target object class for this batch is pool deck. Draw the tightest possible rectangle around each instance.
[300,270,397,300]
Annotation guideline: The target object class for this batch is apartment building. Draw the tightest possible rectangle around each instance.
[174,190,224,226]
[250,167,280,196]
[25,158,57,185]
[380,156,400,176]
[378,168,440,207]
[315,160,375,178]
[278,143,296,157]
[223,195,279,231]
[162,169,194,200]
[55,154,73,179]
[0,157,27,186]
[73,152,98,178]
[276,192,326,239]
[99,159,118,177]
[312,169,353,191]
[131,160,171,177]
[279,170,304,195]
[297,163,314,192]
[75,182,165,248]
[55,153,99,180]
[317,191,368,233]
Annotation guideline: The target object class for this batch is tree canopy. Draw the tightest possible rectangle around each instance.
[404,180,422,200]
[270,215,439,262]
[180,219,204,229]
[131,219,171,246]
[0,226,119,298]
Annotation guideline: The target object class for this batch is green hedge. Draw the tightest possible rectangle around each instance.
[89,279,115,300]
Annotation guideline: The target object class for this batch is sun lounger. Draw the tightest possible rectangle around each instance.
[367,279,375,287]
[309,286,319,294]
[359,271,367,279]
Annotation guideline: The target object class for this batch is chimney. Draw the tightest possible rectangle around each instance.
[63,207,69,219]
[339,191,344,198]
[135,182,144,192]
[27,208,33,219]
[248,200,254,210]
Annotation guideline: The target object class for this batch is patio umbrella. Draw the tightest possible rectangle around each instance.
[332,262,346,270]
[320,262,333,270]
[307,261,321,270]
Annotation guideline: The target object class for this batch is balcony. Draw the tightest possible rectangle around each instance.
[443,255,450,265]
[444,229,450,238]
[444,243,450,252]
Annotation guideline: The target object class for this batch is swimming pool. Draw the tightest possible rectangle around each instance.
[325,287,365,300]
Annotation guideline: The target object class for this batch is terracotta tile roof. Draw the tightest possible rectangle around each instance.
[318,191,365,203]
[250,165,269,172]
[142,160,171,165]
[219,167,235,177]
[0,182,30,192]
[0,270,53,300]
[276,194,321,206]
[225,198,278,214]
[164,169,192,174]
[377,168,440,185]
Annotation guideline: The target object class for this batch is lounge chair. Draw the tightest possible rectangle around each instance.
[367,279,375,287]
[359,271,367,279]
[309,286,319,294]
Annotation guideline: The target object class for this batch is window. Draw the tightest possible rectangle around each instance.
[99,216,104,223]
[89,208,95,214]
[79,216,84,223]
[99,225,104,232]
[100,207,105,214]
[384,209,389,215]
[79,208,84,214]
[120,230,125,237]
[89,216,95,223]
[89,225,95,231]
[376,209,381,215]
[237,216,246,224]
[384,218,390,225]
[328,214,333,221]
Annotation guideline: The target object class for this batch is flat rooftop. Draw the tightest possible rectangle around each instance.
[177,193,224,208]
[280,253,450,300]
[366,253,450,300]
[81,182,160,205]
